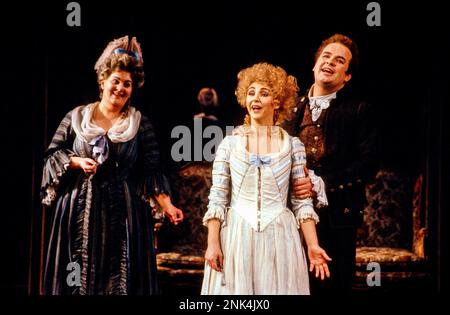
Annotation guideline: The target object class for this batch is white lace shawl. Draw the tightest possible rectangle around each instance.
[71,102,141,144]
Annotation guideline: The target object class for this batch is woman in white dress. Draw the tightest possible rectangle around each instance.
[201,62,331,295]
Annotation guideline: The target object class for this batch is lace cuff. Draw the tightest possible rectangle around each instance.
[202,206,225,226]
[309,170,328,208]
[139,171,172,200]
[296,206,320,224]
[41,150,73,207]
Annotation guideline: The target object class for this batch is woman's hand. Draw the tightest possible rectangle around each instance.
[308,245,332,280]
[155,194,184,225]
[162,204,184,225]
[70,156,98,175]
[205,242,223,272]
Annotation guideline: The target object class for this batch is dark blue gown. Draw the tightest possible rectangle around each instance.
[41,106,170,295]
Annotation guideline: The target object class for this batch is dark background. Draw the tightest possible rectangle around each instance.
[1,0,449,297]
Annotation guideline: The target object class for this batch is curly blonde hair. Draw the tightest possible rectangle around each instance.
[235,62,299,125]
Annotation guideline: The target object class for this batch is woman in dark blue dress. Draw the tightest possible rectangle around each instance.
[40,35,183,295]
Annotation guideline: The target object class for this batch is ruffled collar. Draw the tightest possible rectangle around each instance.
[71,102,141,143]
[71,102,141,163]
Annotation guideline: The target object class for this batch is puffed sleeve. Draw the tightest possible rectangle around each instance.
[137,116,172,199]
[290,137,320,224]
[41,111,76,206]
[202,136,231,226]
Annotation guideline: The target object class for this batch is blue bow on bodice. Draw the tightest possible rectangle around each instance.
[249,153,272,167]
[89,135,109,164]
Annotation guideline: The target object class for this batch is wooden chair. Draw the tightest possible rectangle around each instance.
[354,174,431,293]
[154,167,431,294]
[155,162,211,295]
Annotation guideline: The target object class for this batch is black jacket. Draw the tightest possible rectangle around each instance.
[283,87,379,228]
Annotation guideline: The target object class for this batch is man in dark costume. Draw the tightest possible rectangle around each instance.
[285,34,378,294]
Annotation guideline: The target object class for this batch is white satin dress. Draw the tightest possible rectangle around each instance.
[201,128,319,295]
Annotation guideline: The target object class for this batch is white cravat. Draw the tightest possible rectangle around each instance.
[308,91,336,122]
